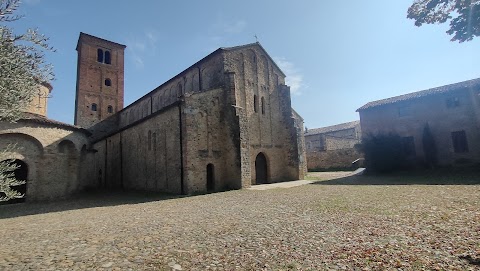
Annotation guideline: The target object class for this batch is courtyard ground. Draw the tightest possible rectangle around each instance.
[0,170,479,270]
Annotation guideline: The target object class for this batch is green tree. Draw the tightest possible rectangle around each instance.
[0,0,54,201]
[407,0,480,42]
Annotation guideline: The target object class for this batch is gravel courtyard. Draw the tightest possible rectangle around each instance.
[0,172,479,270]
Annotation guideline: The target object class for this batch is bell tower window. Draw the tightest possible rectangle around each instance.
[97,49,104,63]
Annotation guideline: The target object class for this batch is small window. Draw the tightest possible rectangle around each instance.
[261,97,265,114]
[91,103,97,111]
[97,49,104,63]
[107,105,113,113]
[398,105,411,117]
[446,97,460,108]
[401,136,416,157]
[452,130,468,153]
[254,95,258,113]
[105,78,112,86]
[104,50,111,64]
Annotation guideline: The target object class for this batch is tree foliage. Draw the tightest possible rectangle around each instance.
[407,0,480,42]
[0,146,25,202]
[0,0,54,122]
[0,0,53,201]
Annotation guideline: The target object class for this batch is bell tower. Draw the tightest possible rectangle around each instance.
[74,32,126,127]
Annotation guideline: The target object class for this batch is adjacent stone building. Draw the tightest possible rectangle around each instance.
[0,91,92,201]
[357,78,480,166]
[0,32,307,202]
[304,121,362,170]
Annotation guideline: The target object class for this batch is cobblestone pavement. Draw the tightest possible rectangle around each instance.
[0,174,479,270]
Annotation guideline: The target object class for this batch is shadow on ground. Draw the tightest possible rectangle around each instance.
[310,168,480,186]
[0,190,183,220]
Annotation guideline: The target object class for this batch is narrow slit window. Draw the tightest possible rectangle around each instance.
[261,97,265,114]
[254,95,258,113]
[91,103,97,111]
[107,105,113,113]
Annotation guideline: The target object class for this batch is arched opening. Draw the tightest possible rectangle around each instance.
[104,50,111,64]
[107,105,113,113]
[0,159,28,204]
[206,163,215,191]
[97,48,104,63]
[255,153,268,184]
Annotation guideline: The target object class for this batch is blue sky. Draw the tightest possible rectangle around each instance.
[13,0,480,129]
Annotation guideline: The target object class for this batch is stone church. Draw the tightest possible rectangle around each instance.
[0,32,306,201]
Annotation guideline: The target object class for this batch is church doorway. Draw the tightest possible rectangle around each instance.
[0,159,28,204]
[206,163,215,191]
[255,153,268,184]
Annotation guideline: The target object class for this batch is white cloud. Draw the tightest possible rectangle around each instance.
[274,57,305,95]
[127,30,160,69]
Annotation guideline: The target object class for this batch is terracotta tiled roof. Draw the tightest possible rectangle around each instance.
[305,121,359,136]
[18,112,90,134]
[357,78,480,111]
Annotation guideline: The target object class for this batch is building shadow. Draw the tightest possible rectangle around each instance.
[310,168,480,186]
[0,190,183,220]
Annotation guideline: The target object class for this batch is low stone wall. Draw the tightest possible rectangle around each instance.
[307,148,363,171]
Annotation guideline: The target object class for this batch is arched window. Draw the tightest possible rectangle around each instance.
[107,105,113,113]
[91,103,97,111]
[254,95,258,113]
[104,51,111,64]
[97,49,104,63]
[261,97,265,115]
[105,78,111,86]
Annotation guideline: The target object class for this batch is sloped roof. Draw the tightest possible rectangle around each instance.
[118,42,287,114]
[357,78,480,111]
[18,112,90,134]
[305,120,359,136]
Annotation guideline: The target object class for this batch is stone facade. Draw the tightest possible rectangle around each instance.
[0,33,307,202]
[74,33,126,128]
[25,83,53,117]
[86,39,307,194]
[305,121,362,170]
[357,78,480,166]
[0,115,91,201]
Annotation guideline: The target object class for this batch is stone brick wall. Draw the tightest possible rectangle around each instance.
[75,33,125,128]
[25,83,52,117]
[307,148,363,171]
[0,121,91,201]
[224,47,301,184]
[93,106,182,194]
[359,87,480,166]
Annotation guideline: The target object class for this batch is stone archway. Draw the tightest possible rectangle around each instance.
[1,159,28,204]
[255,153,268,184]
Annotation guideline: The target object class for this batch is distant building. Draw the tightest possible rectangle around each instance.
[357,78,480,166]
[305,121,362,170]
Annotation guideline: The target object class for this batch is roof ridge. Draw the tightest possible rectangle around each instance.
[357,77,480,111]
